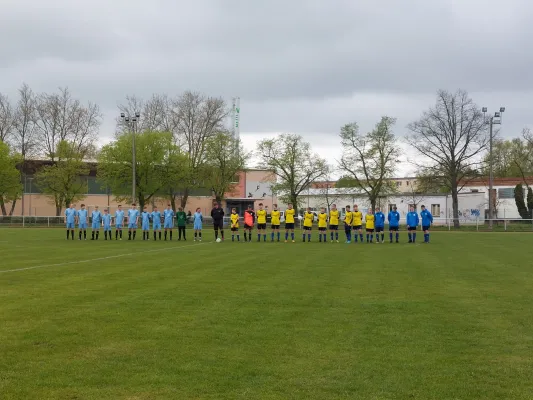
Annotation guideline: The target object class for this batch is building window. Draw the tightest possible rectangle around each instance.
[470,189,479,193]
[230,174,240,184]
[498,188,514,199]
[396,181,402,187]
[406,181,410,186]
[409,204,417,211]
[389,204,396,211]
[431,204,441,217]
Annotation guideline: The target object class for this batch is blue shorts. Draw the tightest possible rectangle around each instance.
[104,225,111,231]
[153,223,161,230]
[142,223,150,231]
[116,223,123,229]
[194,223,202,230]
[92,223,100,229]
[79,223,87,229]
[66,222,75,229]
[164,221,173,229]
[389,226,399,231]
[128,223,138,229]
[375,226,384,232]
[423,225,430,231]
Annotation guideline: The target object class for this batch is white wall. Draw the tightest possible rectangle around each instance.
[459,185,524,219]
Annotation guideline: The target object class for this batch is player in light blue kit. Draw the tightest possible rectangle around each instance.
[151,206,162,241]
[193,207,203,241]
[65,203,77,240]
[128,203,139,240]
[115,205,125,240]
[77,204,88,240]
[163,205,174,241]
[102,208,113,240]
[141,206,151,241]
[91,206,102,240]
[406,206,419,243]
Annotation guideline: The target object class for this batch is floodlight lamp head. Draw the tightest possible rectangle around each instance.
[494,112,500,118]
[125,117,130,122]
[500,107,505,112]
[132,118,137,122]
[135,112,140,118]
[120,113,125,118]
[482,107,487,113]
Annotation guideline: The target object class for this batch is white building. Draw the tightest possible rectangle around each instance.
[297,188,486,225]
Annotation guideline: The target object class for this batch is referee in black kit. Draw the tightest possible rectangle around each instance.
[211,202,225,241]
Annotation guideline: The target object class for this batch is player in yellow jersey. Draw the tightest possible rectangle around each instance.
[284,203,296,242]
[303,207,314,242]
[329,203,340,243]
[317,207,328,243]
[365,209,375,243]
[343,205,353,243]
[230,208,240,242]
[352,204,364,243]
[270,204,281,242]
[256,203,267,242]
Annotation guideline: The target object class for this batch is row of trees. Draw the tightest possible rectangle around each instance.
[1,86,532,226]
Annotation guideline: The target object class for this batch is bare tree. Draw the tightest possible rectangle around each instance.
[0,93,15,143]
[406,90,488,228]
[12,84,38,160]
[35,87,101,161]
[338,116,399,211]
[173,91,228,207]
[117,94,175,135]
[401,180,426,210]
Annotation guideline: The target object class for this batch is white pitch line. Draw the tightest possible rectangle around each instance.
[0,241,211,274]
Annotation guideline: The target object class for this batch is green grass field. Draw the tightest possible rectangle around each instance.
[1,229,533,400]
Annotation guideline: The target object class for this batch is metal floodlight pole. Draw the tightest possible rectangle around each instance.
[121,112,140,203]
[485,107,504,229]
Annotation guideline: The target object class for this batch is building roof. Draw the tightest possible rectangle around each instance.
[462,177,533,187]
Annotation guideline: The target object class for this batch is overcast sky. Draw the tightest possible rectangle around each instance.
[1,0,532,177]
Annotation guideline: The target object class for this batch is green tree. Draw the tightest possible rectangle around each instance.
[203,132,249,203]
[159,143,189,211]
[0,141,22,216]
[483,137,533,178]
[34,141,89,216]
[338,117,399,211]
[98,131,176,209]
[527,187,533,217]
[406,90,487,228]
[257,134,328,214]
[514,184,529,219]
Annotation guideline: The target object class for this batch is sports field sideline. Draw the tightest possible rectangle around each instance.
[1,229,532,399]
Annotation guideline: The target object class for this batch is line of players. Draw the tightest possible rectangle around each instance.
[64,203,205,241]
[231,202,433,244]
[64,201,434,244]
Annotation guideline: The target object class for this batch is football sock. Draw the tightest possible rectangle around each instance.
[164,231,168,240]
[291,233,295,240]
[71,230,74,240]
[153,232,156,240]
[119,231,123,239]
[66,230,69,240]
[159,232,162,240]
[285,232,288,240]
[129,232,132,240]
[408,233,412,242]
[237,234,240,241]
[221,231,224,239]
[330,232,334,240]
[302,233,306,242]
[335,232,339,240]
[271,232,274,241]
[370,234,373,242]
[277,232,280,241]
[133,231,136,240]
[170,231,172,240]
[232,235,234,241]
[96,232,99,240]
[396,233,399,242]
[83,231,86,239]
[79,231,82,240]
[413,233,416,242]
[257,233,261,241]
[263,234,266,242]
[91,232,95,240]
[307,234,311,241]
[359,234,363,242]
[354,233,358,242]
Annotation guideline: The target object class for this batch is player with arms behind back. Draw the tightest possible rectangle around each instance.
[230,208,240,242]
[270,204,281,242]
[115,205,125,240]
[65,203,76,240]
[318,207,328,243]
[193,208,203,241]
[406,206,419,243]
[77,204,88,241]
[256,203,267,242]
[91,205,102,240]
[141,206,151,240]
[102,208,112,240]
[352,205,363,243]
[374,207,385,243]
[163,205,174,241]
[303,208,314,242]
[365,209,375,243]
[388,206,400,243]
[284,203,296,243]
[128,203,139,240]
[329,204,340,243]
[151,206,162,240]
[420,205,433,244]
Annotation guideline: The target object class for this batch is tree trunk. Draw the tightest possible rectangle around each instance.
[169,193,177,213]
[451,185,460,228]
[180,187,190,208]
[56,206,62,216]
[9,199,17,216]
[0,196,7,216]
[370,197,377,213]
[290,193,298,216]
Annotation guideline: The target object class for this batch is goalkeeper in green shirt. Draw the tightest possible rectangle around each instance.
[176,208,187,241]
